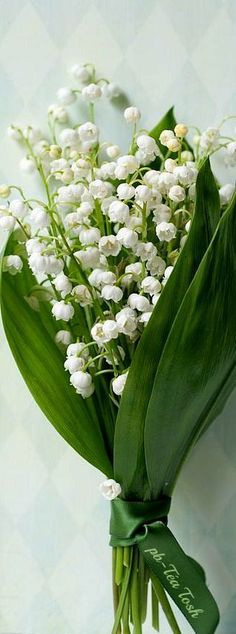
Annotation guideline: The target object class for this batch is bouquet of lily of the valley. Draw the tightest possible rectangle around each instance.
[1,62,236,634]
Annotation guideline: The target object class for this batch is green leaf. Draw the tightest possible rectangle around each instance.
[0,235,113,477]
[114,158,220,498]
[150,106,176,155]
[145,191,236,498]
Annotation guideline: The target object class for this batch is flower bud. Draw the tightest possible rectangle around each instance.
[174,123,188,138]
[49,145,62,159]
[116,227,138,249]
[139,312,152,325]
[156,222,177,242]
[79,227,101,245]
[70,371,94,398]
[0,215,15,230]
[61,168,74,184]
[99,235,121,257]
[26,237,44,255]
[168,185,185,203]
[103,319,119,341]
[115,155,139,179]
[55,330,72,346]
[108,200,129,224]
[158,172,177,195]
[101,285,123,303]
[3,255,23,275]
[0,184,10,198]
[53,272,72,298]
[28,253,49,274]
[137,134,158,154]
[20,157,36,174]
[75,247,100,270]
[30,206,50,229]
[181,150,193,162]
[57,87,76,106]
[141,276,161,295]
[124,262,142,281]
[70,64,91,83]
[166,137,181,153]
[89,179,110,200]
[162,265,174,285]
[48,104,68,123]
[24,126,42,145]
[82,83,102,102]
[174,165,197,186]
[64,356,85,373]
[219,184,235,205]
[67,342,89,358]
[164,159,177,173]
[112,372,128,396]
[102,83,120,98]
[99,479,122,500]
[116,308,137,335]
[199,127,219,154]
[159,129,175,147]
[152,294,161,306]
[225,141,236,166]
[106,144,120,159]
[124,106,141,123]
[78,122,99,144]
[117,183,135,201]
[59,128,79,148]
[9,199,27,218]
[91,322,107,343]
[135,185,152,202]
[72,284,93,307]
[52,301,74,321]
[153,204,171,224]
[143,170,160,188]
[7,125,22,140]
[128,293,151,313]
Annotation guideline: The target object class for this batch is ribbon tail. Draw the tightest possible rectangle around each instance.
[138,522,220,634]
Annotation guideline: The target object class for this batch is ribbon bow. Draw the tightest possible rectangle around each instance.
[110,497,219,634]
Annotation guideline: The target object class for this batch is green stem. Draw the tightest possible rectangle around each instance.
[130,547,142,634]
[115,546,124,586]
[123,546,130,568]
[122,590,131,634]
[112,549,121,634]
[151,574,181,634]
[152,584,160,631]
[112,548,133,634]
[139,553,149,624]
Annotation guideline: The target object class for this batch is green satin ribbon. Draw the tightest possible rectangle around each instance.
[110,497,219,634]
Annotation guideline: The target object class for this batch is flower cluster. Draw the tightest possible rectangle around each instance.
[1,63,235,402]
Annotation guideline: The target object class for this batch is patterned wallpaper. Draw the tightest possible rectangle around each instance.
[0,1,236,632]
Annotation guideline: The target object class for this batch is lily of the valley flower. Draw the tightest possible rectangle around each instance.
[99,479,122,500]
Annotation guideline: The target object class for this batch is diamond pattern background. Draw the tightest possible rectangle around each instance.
[0,1,236,632]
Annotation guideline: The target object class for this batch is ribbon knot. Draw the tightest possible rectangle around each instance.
[109,497,219,634]
[110,496,171,546]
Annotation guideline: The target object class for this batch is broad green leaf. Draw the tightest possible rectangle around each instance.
[114,159,220,498]
[145,191,236,499]
[0,235,113,477]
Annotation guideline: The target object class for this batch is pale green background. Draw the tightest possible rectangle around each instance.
[0,1,236,633]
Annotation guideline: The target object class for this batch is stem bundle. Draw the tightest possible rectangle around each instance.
[112,546,181,634]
